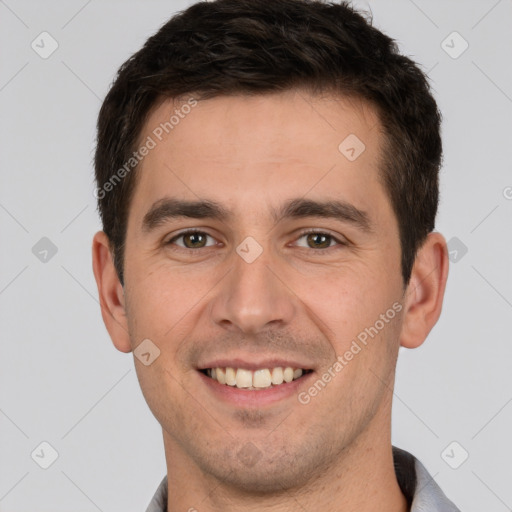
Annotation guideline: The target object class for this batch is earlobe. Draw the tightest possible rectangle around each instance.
[91,231,132,353]
[399,232,449,349]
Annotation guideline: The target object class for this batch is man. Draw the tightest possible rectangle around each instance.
[91,0,459,510]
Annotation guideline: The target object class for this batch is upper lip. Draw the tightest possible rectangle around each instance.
[197,356,314,372]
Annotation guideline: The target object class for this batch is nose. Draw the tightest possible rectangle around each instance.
[210,243,296,335]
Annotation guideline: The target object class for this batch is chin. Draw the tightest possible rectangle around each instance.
[207,462,306,495]
[193,442,327,496]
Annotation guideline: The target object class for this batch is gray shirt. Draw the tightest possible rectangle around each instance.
[145,447,460,511]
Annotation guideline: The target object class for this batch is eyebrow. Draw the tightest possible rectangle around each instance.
[274,197,372,232]
[142,198,231,232]
[141,197,373,233]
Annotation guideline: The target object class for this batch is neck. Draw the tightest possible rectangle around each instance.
[163,411,408,512]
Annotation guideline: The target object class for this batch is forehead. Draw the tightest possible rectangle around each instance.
[129,90,386,225]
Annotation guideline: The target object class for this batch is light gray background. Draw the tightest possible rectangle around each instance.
[1,0,511,510]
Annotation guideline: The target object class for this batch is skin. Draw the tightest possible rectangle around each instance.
[92,89,449,511]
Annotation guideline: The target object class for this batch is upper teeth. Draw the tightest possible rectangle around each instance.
[206,367,304,389]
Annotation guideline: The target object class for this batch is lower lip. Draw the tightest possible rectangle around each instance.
[198,370,314,407]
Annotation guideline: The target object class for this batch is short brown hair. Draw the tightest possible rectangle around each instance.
[94,0,443,286]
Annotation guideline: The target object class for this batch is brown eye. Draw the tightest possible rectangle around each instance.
[294,230,344,250]
[182,232,207,248]
[305,232,332,249]
[167,230,216,249]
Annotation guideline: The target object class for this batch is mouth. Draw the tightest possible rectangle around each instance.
[199,366,313,390]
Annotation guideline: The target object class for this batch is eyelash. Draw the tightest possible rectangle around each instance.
[165,228,347,253]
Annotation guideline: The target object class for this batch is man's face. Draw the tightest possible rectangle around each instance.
[122,90,405,491]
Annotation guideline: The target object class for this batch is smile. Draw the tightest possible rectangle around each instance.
[201,367,312,390]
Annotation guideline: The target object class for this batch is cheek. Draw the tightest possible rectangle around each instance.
[293,261,399,339]
[133,360,193,441]
[293,264,404,403]
[126,259,209,338]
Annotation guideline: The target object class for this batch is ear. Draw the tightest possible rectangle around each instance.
[399,232,449,349]
[91,231,132,353]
